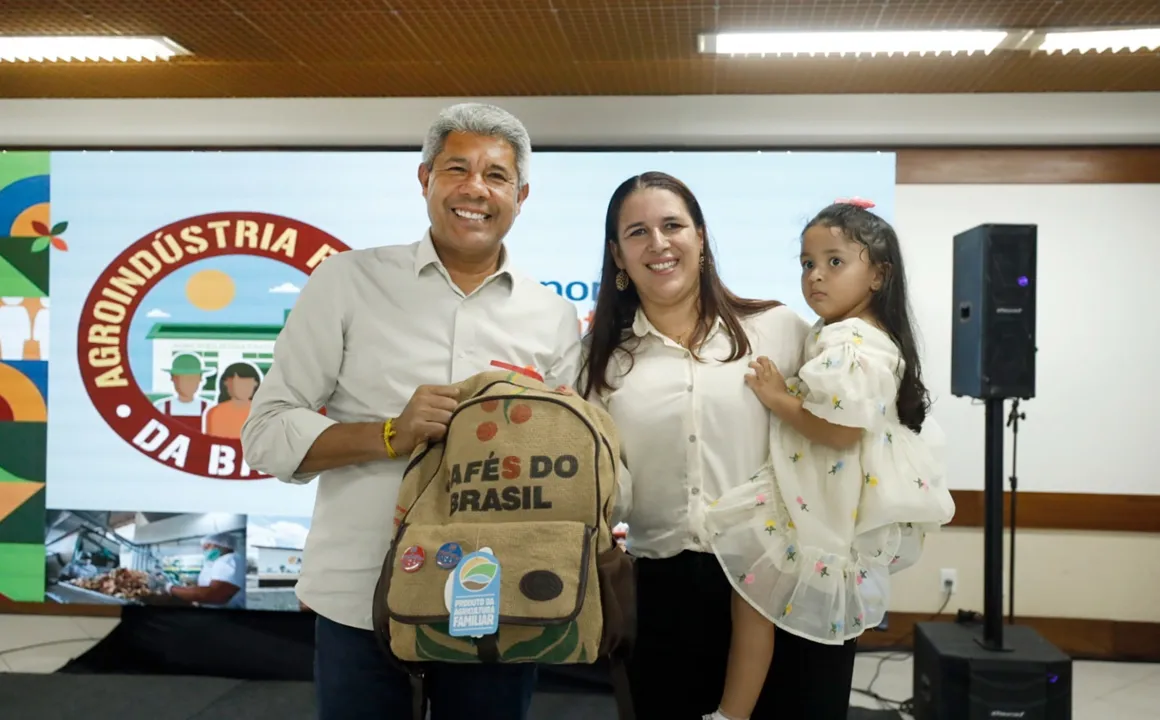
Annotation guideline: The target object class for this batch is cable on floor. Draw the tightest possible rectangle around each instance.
[851,588,953,712]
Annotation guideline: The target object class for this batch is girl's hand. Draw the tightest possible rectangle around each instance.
[745,356,790,412]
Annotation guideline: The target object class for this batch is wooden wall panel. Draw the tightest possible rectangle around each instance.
[0,597,119,617]
[947,490,1160,533]
[859,612,1160,662]
[897,148,1160,184]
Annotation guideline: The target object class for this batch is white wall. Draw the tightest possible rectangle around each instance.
[891,184,1160,624]
[2,93,1159,147]
[897,184,1160,496]
[892,527,1160,623]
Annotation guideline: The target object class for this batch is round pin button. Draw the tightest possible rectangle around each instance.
[435,542,463,570]
[401,545,426,573]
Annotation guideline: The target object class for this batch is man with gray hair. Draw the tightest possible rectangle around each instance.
[242,103,581,719]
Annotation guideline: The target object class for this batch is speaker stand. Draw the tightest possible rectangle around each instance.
[976,399,1010,653]
[1006,398,1025,626]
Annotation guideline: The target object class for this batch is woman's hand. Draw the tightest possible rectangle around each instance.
[555,385,577,396]
[745,356,790,413]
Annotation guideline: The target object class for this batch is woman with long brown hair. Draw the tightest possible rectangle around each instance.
[205,361,262,439]
[580,172,856,718]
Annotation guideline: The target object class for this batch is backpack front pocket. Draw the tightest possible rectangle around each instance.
[384,520,595,627]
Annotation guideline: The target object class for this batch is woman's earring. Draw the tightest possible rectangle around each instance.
[699,255,705,272]
[615,269,630,291]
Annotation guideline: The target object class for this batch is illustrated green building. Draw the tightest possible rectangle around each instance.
[144,310,289,400]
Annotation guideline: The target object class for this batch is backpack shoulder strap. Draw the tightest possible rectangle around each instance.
[393,441,446,528]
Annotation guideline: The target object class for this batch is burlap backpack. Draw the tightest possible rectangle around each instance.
[372,369,636,719]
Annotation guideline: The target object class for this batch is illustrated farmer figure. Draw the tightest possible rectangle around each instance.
[153,352,216,431]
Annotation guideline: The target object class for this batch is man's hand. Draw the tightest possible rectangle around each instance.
[391,384,461,455]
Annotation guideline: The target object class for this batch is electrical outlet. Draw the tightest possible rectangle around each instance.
[940,568,958,595]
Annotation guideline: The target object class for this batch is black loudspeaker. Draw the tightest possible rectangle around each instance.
[951,224,1037,400]
[913,622,1073,720]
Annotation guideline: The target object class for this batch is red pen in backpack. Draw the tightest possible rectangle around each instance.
[489,360,544,383]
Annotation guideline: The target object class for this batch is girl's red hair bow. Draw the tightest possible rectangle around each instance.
[835,197,876,209]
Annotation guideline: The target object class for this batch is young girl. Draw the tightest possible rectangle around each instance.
[702,201,956,720]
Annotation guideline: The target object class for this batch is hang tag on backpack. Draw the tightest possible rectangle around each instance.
[449,548,502,638]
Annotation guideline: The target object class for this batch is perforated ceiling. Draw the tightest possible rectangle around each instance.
[1,0,1159,98]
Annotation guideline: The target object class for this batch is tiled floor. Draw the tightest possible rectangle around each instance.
[1,614,1157,718]
[0,614,118,674]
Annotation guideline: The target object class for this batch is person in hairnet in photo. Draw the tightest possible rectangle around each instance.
[162,532,246,610]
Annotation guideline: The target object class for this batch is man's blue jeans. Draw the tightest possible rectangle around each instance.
[314,614,537,720]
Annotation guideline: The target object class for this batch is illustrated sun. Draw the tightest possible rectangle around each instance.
[185,269,236,311]
[10,203,49,237]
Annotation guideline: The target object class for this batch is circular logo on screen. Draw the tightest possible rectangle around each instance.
[77,212,351,480]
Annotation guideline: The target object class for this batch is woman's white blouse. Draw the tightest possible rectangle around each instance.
[588,305,811,560]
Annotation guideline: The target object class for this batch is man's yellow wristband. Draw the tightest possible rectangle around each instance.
[383,418,399,459]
